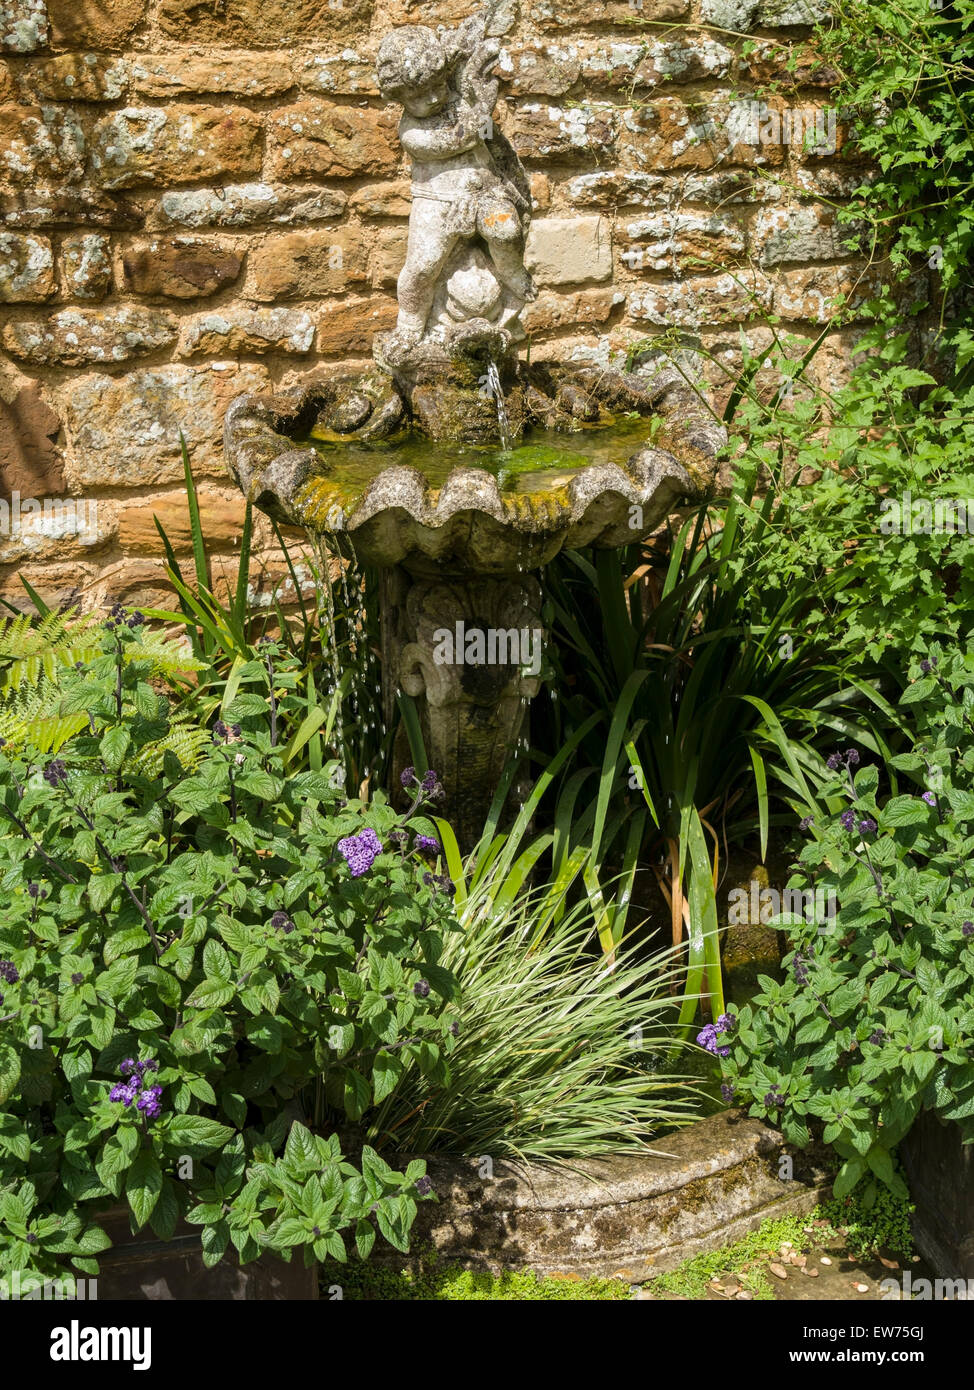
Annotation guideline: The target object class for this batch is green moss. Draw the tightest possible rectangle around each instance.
[647,1186,915,1301]
[650,1211,812,1301]
[319,1248,630,1301]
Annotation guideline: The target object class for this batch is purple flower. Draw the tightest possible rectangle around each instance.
[826,752,843,771]
[136,1085,163,1120]
[413,979,431,999]
[840,809,856,831]
[27,882,40,899]
[400,766,415,788]
[119,1058,137,1076]
[414,1176,433,1197]
[449,1021,459,1038]
[845,749,860,768]
[415,834,441,859]
[716,1013,736,1032]
[109,1082,138,1106]
[0,961,19,984]
[70,972,84,985]
[720,1083,735,1104]
[922,791,937,806]
[868,1029,886,1045]
[763,1088,785,1108]
[963,922,974,938]
[858,818,877,833]
[696,1023,731,1058]
[337,827,383,878]
[43,759,68,787]
[270,910,294,933]
[799,816,814,831]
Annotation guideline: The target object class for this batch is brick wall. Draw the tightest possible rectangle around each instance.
[0,0,877,611]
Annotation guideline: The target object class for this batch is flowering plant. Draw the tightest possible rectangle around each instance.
[0,615,460,1285]
[719,645,974,1203]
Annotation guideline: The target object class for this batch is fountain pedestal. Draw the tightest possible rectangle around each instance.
[379,567,542,847]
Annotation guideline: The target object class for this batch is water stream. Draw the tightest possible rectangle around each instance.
[486,357,513,452]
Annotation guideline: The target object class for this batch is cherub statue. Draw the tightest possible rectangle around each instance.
[375,17,536,361]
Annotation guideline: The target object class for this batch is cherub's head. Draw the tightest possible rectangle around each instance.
[376,26,452,117]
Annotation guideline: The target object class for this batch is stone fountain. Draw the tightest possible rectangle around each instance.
[224,4,725,846]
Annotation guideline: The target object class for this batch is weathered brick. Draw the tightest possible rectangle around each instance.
[129,52,294,100]
[527,0,689,27]
[576,37,733,89]
[0,383,64,498]
[525,216,612,286]
[621,211,745,272]
[3,305,176,365]
[1,0,47,52]
[61,363,272,487]
[774,263,889,323]
[157,0,373,46]
[628,271,774,328]
[0,187,141,228]
[566,168,779,209]
[752,204,856,267]
[91,106,262,190]
[521,287,618,334]
[121,237,244,299]
[315,296,396,354]
[299,49,378,96]
[741,40,839,87]
[17,54,128,101]
[0,105,85,189]
[60,232,112,300]
[0,61,14,101]
[700,0,756,30]
[177,307,315,357]
[497,44,581,98]
[0,231,54,301]
[758,0,828,26]
[0,496,111,567]
[46,0,142,49]
[350,181,410,218]
[511,103,617,160]
[369,225,406,289]
[117,489,248,554]
[250,228,369,300]
[151,183,347,230]
[268,102,397,179]
[618,98,786,172]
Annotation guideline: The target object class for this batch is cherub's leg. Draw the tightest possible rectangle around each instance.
[479,197,537,304]
[396,212,458,337]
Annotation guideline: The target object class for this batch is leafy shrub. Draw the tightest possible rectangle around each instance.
[0,611,459,1285]
[720,644,974,1202]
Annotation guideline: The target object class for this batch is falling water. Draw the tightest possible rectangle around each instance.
[486,358,513,452]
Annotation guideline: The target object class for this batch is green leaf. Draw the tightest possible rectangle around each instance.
[125,1151,163,1229]
[167,1115,234,1152]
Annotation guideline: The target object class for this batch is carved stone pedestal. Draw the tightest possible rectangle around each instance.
[380,567,543,849]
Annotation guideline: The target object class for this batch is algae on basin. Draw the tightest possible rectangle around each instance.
[302,414,664,501]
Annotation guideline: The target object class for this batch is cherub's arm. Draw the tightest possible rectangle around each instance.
[399,111,483,161]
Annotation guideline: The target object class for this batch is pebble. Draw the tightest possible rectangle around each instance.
[807,1267,819,1278]
[854,1282,870,1293]
[769,1263,789,1280]
[736,1289,753,1300]
[820,1256,832,1265]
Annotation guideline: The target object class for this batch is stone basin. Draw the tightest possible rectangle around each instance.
[223,361,725,577]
